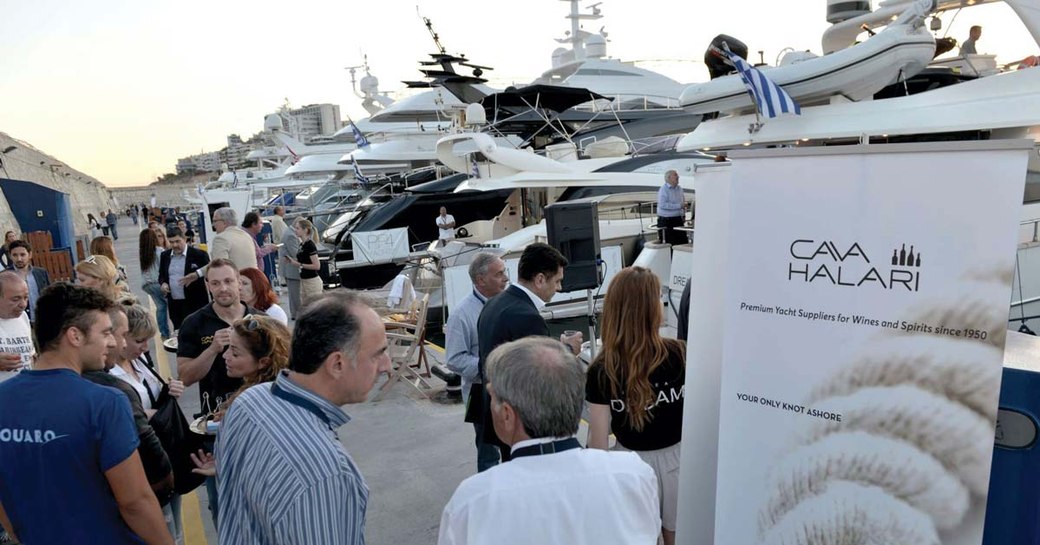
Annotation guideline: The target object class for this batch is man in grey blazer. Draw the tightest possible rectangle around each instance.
[279,223,302,320]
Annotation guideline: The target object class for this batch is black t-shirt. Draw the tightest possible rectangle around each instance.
[177,302,262,416]
[298,240,318,280]
[585,341,685,451]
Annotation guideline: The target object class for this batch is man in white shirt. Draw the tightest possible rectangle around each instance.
[436,206,456,246]
[0,272,34,382]
[438,337,661,545]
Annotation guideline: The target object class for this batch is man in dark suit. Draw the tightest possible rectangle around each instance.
[8,240,50,324]
[159,227,210,329]
[469,242,581,468]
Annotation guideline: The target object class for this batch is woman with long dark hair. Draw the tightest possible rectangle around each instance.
[585,266,685,545]
[238,267,288,325]
[139,228,171,339]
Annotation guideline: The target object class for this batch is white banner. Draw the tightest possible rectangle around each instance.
[350,227,410,265]
[693,142,1030,545]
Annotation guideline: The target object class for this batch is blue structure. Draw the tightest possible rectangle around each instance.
[984,331,1040,544]
[0,177,75,249]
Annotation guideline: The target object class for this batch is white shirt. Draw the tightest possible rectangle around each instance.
[110,359,163,410]
[0,313,34,380]
[438,447,661,545]
[263,303,288,325]
[436,214,456,240]
[513,282,546,311]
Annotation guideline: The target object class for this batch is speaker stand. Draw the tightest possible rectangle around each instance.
[586,288,599,361]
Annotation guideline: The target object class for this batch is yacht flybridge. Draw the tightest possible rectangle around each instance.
[680,0,937,115]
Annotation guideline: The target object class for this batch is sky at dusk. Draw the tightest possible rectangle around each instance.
[1,0,1036,187]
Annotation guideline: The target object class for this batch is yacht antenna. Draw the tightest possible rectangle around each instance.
[345,55,367,100]
[422,14,448,55]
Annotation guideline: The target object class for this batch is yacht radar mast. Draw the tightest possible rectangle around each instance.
[557,0,605,60]
[346,55,393,115]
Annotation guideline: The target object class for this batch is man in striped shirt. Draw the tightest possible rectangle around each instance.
[215,291,391,544]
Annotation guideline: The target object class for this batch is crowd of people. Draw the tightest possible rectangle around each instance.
[0,208,687,545]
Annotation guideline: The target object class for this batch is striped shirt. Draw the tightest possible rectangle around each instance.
[216,371,368,545]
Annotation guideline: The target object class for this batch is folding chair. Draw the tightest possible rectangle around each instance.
[372,293,433,401]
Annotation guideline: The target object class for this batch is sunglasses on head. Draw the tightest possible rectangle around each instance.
[240,314,271,355]
[83,255,98,265]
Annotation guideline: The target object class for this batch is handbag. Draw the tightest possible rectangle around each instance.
[141,356,207,495]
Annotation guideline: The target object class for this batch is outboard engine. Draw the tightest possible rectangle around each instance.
[705,34,749,79]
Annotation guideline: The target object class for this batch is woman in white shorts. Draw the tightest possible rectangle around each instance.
[586,266,685,545]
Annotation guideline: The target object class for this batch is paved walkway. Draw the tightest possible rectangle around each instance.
[111,216,474,544]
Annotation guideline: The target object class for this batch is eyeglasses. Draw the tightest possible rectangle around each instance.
[83,255,98,265]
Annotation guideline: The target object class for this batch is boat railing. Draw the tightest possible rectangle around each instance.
[570,94,683,113]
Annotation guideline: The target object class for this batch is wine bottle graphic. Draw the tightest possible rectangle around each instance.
[899,244,907,266]
[891,250,898,265]
[907,245,915,268]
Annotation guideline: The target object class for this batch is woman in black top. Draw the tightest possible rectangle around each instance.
[288,218,322,305]
[586,266,685,545]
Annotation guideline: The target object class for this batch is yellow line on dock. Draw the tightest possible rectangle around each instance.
[182,491,208,545]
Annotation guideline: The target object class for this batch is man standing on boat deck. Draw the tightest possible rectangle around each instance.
[437,206,456,246]
[657,170,687,246]
[961,25,982,55]
[446,252,509,472]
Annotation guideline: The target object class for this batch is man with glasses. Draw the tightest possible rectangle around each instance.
[207,208,260,271]
[159,227,210,330]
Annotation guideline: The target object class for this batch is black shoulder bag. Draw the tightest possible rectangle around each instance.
[140,354,207,495]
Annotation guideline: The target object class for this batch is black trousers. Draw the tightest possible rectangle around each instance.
[168,299,199,330]
[658,215,686,245]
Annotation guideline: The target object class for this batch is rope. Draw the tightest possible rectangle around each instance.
[758,273,1007,545]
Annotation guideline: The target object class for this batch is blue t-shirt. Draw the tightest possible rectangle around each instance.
[0,369,143,544]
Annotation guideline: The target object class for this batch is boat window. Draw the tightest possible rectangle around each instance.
[573,68,639,77]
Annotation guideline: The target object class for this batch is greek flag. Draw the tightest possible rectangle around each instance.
[348,118,370,148]
[724,49,800,118]
[351,155,370,185]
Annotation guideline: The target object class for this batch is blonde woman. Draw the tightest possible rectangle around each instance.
[585,266,685,545]
[75,255,130,301]
[287,219,322,307]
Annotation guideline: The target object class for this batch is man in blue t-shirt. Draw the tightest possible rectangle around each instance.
[0,283,174,544]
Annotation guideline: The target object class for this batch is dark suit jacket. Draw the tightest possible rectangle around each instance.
[158,247,210,310]
[471,285,549,448]
[29,267,50,291]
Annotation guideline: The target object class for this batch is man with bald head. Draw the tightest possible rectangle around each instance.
[0,271,35,380]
